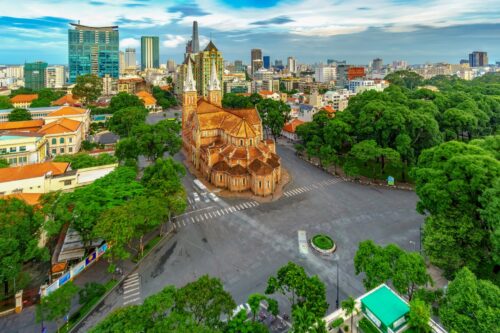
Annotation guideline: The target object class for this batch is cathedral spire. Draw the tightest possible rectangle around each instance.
[208,57,220,91]
[184,57,196,92]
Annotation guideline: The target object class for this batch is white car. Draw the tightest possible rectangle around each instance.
[201,192,211,203]
[192,192,200,203]
[208,192,219,202]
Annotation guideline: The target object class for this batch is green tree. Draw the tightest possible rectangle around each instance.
[0,96,13,109]
[132,120,182,160]
[392,252,431,300]
[72,74,103,105]
[226,309,269,333]
[291,305,327,333]
[115,137,141,161]
[341,296,356,331]
[408,299,431,333]
[8,108,32,121]
[109,92,145,113]
[174,275,236,329]
[439,267,499,333]
[0,158,9,168]
[108,106,148,137]
[256,99,291,140]
[53,153,117,169]
[36,281,79,331]
[0,198,48,295]
[78,282,106,305]
[384,70,423,89]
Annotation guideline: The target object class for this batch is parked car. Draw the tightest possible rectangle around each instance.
[201,192,210,203]
[193,192,200,203]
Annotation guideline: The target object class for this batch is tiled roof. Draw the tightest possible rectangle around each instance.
[4,193,42,206]
[0,131,44,138]
[229,119,257,138]
[0,119,44,131]
[38,118,82,135]
[248,159,274,176]
[10,94,38,103]
[283,119,305,133]
[136,91,157,106]
[46,106,87,117]
[228,165,247,176]
[259,90,275,96]
[322,105,336,114]
[212,160,229,172]
[51,94,80,106]
[0,162,69,183]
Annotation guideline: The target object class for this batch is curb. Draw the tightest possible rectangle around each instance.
[69,226,176,333]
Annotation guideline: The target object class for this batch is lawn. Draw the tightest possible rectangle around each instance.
[359,317,381,333]
[312,234,334,250]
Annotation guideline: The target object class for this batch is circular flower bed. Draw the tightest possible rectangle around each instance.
[310,234,336,254]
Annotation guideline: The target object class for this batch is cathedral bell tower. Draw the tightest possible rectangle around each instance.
[207,57,222,107]
[182,57,197,130]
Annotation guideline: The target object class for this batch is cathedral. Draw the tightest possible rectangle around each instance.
[182,57,282,196]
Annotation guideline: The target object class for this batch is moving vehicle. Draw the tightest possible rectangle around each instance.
[201,192,210,203]
[208,192,219,202]
[193,179,208,193]
[192,192,200,203]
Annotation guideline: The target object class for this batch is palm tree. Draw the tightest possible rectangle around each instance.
[341,296,356,332]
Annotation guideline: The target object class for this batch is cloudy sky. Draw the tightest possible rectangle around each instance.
[0,0,499,66]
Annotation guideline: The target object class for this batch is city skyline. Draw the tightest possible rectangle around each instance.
[0,0,499,65]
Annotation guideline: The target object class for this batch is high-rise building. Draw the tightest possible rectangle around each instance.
[24,61,47,90]
[251,49,262,74]
[125,48,136,69]
[119,51,125,75]
[194,41,224,97]
[392,60,408,70]
[68,23,119,83]
[372,58,383,71]
[192,21,200,53]
[468,51,488,67]
[141,36,160,70]
[167,59,176,72]
[263,56,270,69]
[45,65,65,88]
[287,57,297,73]
[314,65,336,83]
[234,60,245,73]
[275,59,283,67]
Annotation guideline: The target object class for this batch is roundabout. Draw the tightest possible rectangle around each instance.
[310,234,336,255]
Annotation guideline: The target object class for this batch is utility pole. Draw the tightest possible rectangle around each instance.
[336,260,339,309]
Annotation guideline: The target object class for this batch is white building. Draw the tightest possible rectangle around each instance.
[125,48,136,70]
[349,79,389,94]
[324,90,350,111]
[253,68,274,81]
[287,56,297,73]
[46,66,65,89]
[314,65,336,83]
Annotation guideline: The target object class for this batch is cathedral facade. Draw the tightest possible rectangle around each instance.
[182,57,282,196]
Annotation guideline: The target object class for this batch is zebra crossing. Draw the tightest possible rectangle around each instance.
[173,200,260,229]
[122,273,141,306]
[283,178,342,197]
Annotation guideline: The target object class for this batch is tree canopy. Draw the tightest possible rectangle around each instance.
[8,108,32,121]
[53,153,117,169]
[109,106,149,137]
[108,92,145,113]
[72,74,103,105]
[0,96,13,109]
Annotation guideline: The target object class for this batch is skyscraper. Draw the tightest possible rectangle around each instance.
[234,60,245,73]
[24,61,48,90]
[119,51,125,75]
[469,51,488,67]
[192,21,200,53]
[372,58,383,71]
[45,65,65,88]
[141,36,160,70]
[251,49,262,74]
[68,23,119,83]
[125,48,136,69]
[263,56,270,69]
[287,56,297,73]
[194,41,224,97]
[167,59,176,72]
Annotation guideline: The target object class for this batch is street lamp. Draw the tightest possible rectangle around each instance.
[335,258,340,309]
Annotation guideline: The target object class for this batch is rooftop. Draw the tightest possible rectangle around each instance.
[0,119,44,131]
[361,284,409,327]
[10,94,38,103]
[38,118,82,135]
[46,106,88,117]
[0,162,69,183]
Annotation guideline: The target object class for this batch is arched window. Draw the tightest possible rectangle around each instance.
[240,139,243,146]
[51,138,56,145]
[259,181,262,189]
[60,137,65,144]
[219,175,223,182]
[250,139,253,145]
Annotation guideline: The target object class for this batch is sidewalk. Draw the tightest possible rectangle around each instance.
[0,226,163,333]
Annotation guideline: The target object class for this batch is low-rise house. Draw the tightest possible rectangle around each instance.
[297,104,318,122]
[38,118,83,156]
[51,94,80,107]
[10,94,38,108]
[0,131,48,166]
[281,119,305,141]
[0,161,118,195]
[258,90,281,101]
[136,91,157,111]
[44,106,91,137]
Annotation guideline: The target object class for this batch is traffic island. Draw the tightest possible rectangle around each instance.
[310,234,336,255]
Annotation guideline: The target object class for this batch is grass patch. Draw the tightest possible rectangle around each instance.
[132,235,162,263]
[359,317,381,333]
[312,234,334,250]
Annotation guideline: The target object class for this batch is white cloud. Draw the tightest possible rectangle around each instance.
[163,34,187,48]
[120,38,140,49]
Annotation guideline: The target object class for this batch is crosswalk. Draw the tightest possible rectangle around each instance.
[173,200,260,229]
[122,273,141,306]
[283,178,342,197]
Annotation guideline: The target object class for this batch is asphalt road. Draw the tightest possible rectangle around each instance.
[74,142,423,332]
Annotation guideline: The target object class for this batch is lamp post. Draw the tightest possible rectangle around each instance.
[335,259,340,309]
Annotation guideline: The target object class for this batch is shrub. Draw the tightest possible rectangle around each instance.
[79,282,106,305]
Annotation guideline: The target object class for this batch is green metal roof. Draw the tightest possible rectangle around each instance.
[361,285,409,327]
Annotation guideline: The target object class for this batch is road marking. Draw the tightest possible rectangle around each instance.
[182,220,186,227]
[204,213,209,219]
[217,210,221,217]
[124,286,140,294]
[220,209,226,215]
[124,291,140,299]
[123,280,139,287]
[191,217,195,223]
[124,297,141,305]
[208,212,213,218]
[298,230,309,255]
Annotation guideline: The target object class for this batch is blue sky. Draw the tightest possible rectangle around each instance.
[0,0,499,66]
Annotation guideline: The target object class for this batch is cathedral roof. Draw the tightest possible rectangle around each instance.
[228,165,247,176]
[248,159,274,176]
[212,160,230,172]
[204,40,218,51]
[229,118,256,138]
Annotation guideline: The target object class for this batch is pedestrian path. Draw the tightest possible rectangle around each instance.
[173,200,260,229]
[122,273,141,306]
[283,178,342,197]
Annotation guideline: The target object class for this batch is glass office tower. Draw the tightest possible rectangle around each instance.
[68,23,119,83]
